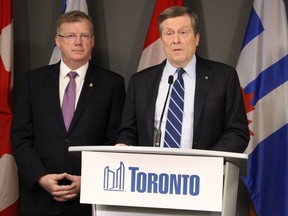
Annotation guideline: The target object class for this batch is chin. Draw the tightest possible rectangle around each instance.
[172,59,186,66]
[72,55,86,60]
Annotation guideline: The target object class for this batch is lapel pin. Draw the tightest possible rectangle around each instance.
[89,83,94,87]
[205,76,208,80]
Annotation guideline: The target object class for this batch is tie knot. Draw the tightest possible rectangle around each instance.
[68,71,78,79]
[177,68,185,78]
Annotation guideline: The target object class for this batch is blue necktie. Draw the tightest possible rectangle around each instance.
[62,71,78,131]
[164,68,185,148]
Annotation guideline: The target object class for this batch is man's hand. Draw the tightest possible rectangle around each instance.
[38,173,81,202]
[115,143,128,146]
[52,173,81,202]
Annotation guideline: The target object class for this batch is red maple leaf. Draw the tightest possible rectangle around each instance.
[241,88,255,136]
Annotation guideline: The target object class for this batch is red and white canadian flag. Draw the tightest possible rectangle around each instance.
[0,0,20,215]
[137,0,183,71]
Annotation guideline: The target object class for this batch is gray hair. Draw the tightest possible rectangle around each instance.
[56,10,94,35]
[158,6,200,37]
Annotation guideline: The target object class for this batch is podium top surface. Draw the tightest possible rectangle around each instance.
[69,146,248,175]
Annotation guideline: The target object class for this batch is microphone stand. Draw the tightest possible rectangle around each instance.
[154,75,174,147]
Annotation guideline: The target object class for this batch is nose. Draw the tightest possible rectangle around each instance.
[74,36,82,44]
[173,33,180,44]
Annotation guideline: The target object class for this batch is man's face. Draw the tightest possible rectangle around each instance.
[160,15,200,68]
[55,19,94,69]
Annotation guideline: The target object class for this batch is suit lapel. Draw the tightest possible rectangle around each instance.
[194,57,214,130]
[45,63,67,132]
[146,61,166,143]
[68,64,98,132]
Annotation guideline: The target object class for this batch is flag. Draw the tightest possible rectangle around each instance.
[49,0,88,64]
[137,0,183,71]
[236,0,288,215]
[0,0,20,215]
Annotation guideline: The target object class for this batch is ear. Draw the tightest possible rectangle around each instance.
[91,35,95,47]
[55,36,61,48]
[195,33,200,47]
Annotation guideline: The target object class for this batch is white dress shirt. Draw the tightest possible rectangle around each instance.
[59,61,88,109]
[154,55,196,149]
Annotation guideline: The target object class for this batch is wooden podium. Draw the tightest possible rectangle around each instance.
[69,146,247,216]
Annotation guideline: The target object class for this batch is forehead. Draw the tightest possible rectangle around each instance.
[162,15,192,30]
[59,19,92,32]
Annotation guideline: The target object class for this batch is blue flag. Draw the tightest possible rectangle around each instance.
[236,0,288,215]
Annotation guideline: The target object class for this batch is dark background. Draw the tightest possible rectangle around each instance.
[13,0,288,90]
[13,0,255,91]
[12,1,288,215]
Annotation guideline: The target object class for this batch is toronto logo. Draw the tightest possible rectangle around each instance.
[103,161,200,195]
[103,161,125,191]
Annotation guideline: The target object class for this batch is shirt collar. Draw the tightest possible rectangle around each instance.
[165,55,196,79]
[60,61,89,80]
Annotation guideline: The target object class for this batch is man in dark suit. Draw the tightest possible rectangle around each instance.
[117,6,249,153]
[10,11,125,216]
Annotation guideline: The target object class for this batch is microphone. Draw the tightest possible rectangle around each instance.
[154,75,174,147]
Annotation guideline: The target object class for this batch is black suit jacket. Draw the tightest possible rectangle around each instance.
[117,56,249,153]
[11,62,125,216]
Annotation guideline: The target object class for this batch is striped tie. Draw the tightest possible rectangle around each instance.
[164,68,185,148]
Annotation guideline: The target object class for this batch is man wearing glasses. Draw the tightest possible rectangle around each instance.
[11,11,125,216]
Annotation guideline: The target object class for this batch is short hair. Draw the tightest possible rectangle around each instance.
[56,10,94,35]
[158,6,200,37]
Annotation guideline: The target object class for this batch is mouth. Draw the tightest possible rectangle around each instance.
[72,49,84,52]
[72,51,84,55]
[173,48,183,53]
[173,46,182,50]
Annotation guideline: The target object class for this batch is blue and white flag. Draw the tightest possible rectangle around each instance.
[236,0,288,215]
[49,0,88,65]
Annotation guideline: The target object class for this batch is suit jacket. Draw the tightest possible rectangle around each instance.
[11,62,125,216]
[117,56,249,153]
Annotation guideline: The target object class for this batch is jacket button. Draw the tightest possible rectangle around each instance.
[65,138,70,143]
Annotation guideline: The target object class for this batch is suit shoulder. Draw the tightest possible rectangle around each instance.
[88,63,124,80]
[197,56,235,71]
[16,64,59,96]
[24,63,59,80]
[131,62,165,79]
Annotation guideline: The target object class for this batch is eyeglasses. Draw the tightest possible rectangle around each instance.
[163,30,192,39]
[58,34,93,42]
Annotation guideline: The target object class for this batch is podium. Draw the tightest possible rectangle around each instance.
[69,146,247,216]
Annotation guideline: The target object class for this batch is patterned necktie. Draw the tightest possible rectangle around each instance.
[62,71,78,131]
[164,68,185,148]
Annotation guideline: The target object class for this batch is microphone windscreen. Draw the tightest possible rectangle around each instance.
[168,75,174,84]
